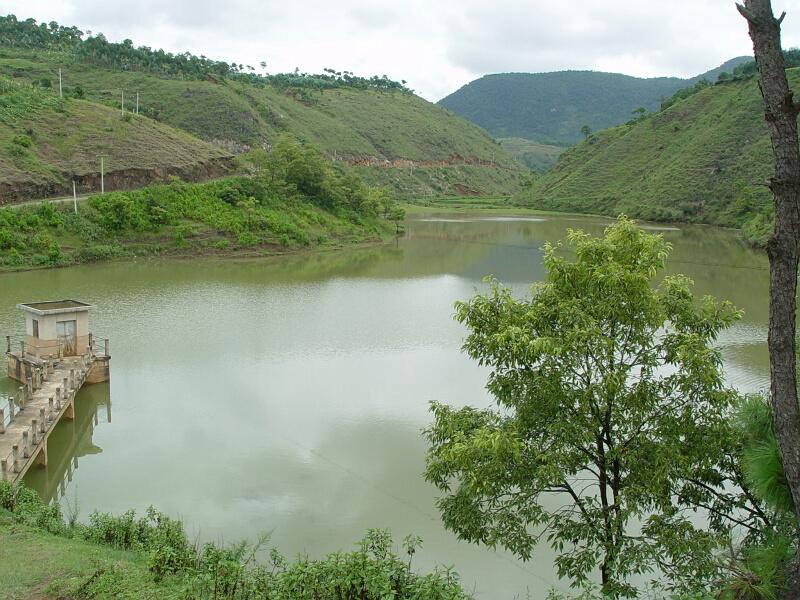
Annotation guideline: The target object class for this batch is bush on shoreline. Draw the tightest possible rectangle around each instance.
[0,136,402,269]
[0,481,469,599]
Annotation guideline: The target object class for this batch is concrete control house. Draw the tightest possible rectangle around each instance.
[18,300,93,358]
[6,300,110,384]
[2,301,110,482]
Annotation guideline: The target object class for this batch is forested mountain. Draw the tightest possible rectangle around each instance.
[438,57,750,145]
[0,15,524,199]
[514,67,797,245]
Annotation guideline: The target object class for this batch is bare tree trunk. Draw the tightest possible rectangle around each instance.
[737,1,800,597]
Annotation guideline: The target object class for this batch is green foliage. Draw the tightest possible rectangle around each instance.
[0,75,64,122]
[517,70,793,244]
[710,398,799,599]
[438,58,749,145]
[0,481,470,599]
[0,202,66,265]
[498,137,566,172]
[0,139,401,269]
[425,218,748,596]
[0,32,523,198]
[737,396,796,516]
[717,533,793,600]
[0,14,411,92]
[0,481,64,534]
[84,506,194,579]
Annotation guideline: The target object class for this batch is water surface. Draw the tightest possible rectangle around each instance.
[0,213,770,597]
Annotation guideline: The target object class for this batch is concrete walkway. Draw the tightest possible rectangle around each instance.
[0,355,93,483]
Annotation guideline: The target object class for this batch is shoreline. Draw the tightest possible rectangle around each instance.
[0,232,395,275]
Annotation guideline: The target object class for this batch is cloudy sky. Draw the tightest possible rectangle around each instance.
[7,0,800,101]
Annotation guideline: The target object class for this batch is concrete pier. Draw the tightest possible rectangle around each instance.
[0,352,107,483]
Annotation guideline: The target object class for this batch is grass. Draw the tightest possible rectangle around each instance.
[0,76,232,202]
[513,70,800,246]
[0,511,185,600]
[0,482,470,599]
[0,47,526,198]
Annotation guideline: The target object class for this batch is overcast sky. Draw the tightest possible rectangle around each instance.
[7,0,800,101]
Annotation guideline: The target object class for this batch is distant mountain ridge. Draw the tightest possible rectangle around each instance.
[438,57,750,146]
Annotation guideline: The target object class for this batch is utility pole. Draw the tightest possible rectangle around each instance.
[100,157,105,194]
[72,180,77,214]
[58,68,62,98]
[136,92,139,115]
[121,91,124,117]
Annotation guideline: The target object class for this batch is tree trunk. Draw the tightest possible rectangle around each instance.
[737,1,800,597]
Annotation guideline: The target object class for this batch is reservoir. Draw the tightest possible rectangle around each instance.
[0,213,770,597]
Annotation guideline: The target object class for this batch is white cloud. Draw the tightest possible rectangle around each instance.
[6,0,800,101]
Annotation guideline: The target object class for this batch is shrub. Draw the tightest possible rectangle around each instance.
[236,231,259,247]
[0,481,470,599]
[0,481,64,534]
[84,506,194,578]
[75,244,126,262]
[3,248,23,266]
[10,134,31,147]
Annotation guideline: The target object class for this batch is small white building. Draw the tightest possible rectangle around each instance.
[17,300,94,358]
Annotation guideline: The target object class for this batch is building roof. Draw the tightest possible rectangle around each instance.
[17,300,94,316]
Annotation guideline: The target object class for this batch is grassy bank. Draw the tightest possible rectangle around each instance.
[0,482,469,599]
[0,136,404,270]
[0,511,185,599]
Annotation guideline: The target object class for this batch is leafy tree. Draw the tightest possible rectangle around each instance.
[425,218,746,597]
[580,124,592,138]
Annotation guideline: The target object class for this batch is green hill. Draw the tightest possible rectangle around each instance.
[437,58,750,146]
[498,137,566,171]
[515,69,791,246]
[0,76,232,203]
[0,15,524,199]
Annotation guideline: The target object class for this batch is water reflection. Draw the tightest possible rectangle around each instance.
[22,383,111,503]
[0,212,772,598]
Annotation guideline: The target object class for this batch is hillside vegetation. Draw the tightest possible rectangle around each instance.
[0,15,524,198]
[438,58,749,146]
[0,135,403,269]
[0,76,232,202]
[498,137,566,171]
[515,68,795,246]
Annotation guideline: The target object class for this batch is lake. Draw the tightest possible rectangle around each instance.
[0,213,771,598]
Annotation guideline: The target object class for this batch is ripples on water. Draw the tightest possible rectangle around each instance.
[0,213,771,598]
